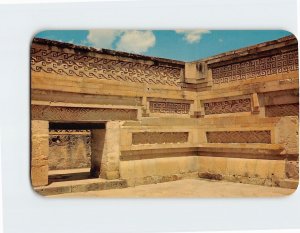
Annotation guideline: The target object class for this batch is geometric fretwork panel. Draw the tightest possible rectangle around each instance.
[31,47,182,87]
[132,132,189,145]
[206,131,271,143]
[265,103,299,117]
[31,105,138,121]
[204,98,251,115]
[49,132,91,170]
[149,101,190,114]
[212,51,298,85]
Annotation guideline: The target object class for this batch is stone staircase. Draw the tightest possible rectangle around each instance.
[34,168,127,196]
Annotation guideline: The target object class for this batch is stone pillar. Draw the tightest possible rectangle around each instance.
[31,120,49,187]
[251,93,260,114]
[90,121,121,180]
[102,121,121,179]
[90,129,105,177]
[141,96,149,117]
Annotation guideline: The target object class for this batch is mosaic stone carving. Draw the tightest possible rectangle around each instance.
[149,101,190,114]
[206,131,271,143]
[50,129,90,134]
[31,47,182,87]
[204,98,251,115]
[49,133,91,170]
[212,51,298,84]
[31,105,138,121]
[265,103,299,117]
[132,132,189,145]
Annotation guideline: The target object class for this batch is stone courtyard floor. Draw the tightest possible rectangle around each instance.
[52,178,296,198]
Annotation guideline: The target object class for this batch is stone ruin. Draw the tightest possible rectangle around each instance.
[30,35,299,195]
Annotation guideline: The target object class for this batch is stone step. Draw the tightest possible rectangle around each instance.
[279,179,299,189]
[34,178,127,196]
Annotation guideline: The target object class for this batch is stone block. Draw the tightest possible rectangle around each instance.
[155,158,179,176]
[119,161,135,179]
[227,158,246,177]
[199,156,227,175]
[133,160,144,178]
[106,161,119,171]
[31,120,49,135]
[269,160,286,179]
[286,161,299,179]
[275,116,299,154]
[178,157,189,173]
[243,159,258,177]
[31,120,49,187]
[106,171,120,180]
[254,160,271,178]
[31,136,49,158]
[31,165,48,187]
[186,156,199,172]
[140,159,156,177]
[209,157,227,174]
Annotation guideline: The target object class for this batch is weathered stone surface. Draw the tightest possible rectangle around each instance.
[90,122,122,180]
[31,120,49,187]
[31,39,184,88]
[275,116,299,154]
[286,161,299,179]
[198,156,286,187]
[204,98,251,115]
[30,35,299,193]
[51,179,296,198]
[206,130,271,144]
[49,132,91,170]
[265,103,299,117]
[32,105,138,121]
[90,129,105,177]
[132,132,188,145]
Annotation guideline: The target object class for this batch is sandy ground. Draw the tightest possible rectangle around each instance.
[52,178,296,198]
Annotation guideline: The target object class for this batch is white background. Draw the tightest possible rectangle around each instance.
[0,0,299,232]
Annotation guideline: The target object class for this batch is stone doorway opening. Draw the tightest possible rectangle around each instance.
[48,122,106,183]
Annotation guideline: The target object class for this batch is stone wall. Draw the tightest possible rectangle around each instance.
[31,120,49,186]
[49,130,91,170]
[31,35,299,189]
[31,38,184,90]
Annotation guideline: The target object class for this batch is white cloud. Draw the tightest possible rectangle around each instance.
[87,29,123,49]
[116,30,156,54]
[85,30,156,54]
[175,30,210,43]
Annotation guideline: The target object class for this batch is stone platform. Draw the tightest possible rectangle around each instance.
[49,178,296,198]
[34,168,127,196]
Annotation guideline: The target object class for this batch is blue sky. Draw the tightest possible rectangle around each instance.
[35,30,292,61]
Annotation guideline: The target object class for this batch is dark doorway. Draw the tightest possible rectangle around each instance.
[48,122,106,183]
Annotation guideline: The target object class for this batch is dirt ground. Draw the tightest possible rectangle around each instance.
[52,178,296,198]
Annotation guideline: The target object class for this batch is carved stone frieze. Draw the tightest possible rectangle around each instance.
[206,131,271,143]
[212,51,298,84]
[204,98,251,115]
[31,105,138,121]
[31,47,182,87]
[265,103,299,117]
[132,132,189,145]
[149,101,190,114]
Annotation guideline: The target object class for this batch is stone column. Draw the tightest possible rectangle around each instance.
[102,121,121,180]
[31,120,49,187]
[251,93,260,114]
[90,129,105,177]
